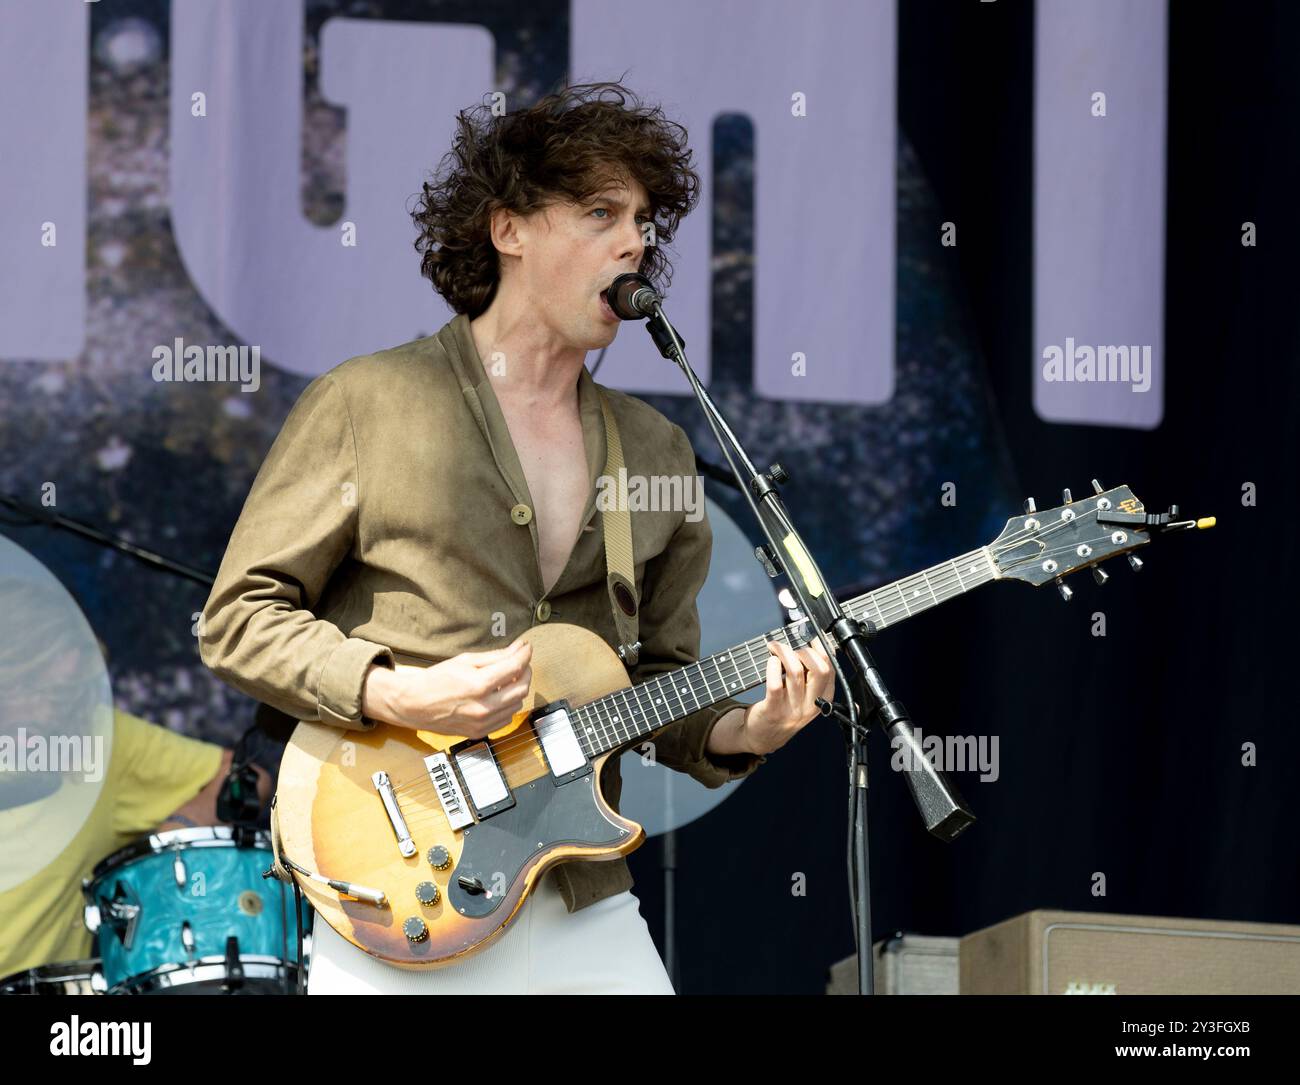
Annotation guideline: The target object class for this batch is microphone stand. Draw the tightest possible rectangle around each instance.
[0,491,216,586]
[635,302,976,995]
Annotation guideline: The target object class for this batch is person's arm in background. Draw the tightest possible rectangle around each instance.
[155,748,273,832]
[198,373,394,731]
[110,711,273,839]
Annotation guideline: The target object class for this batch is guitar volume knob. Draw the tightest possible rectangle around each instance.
[403,916,429,943]
[415,881,440,906]
[426,845,452,870]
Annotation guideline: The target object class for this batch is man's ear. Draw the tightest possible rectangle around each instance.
[490,204,527,259]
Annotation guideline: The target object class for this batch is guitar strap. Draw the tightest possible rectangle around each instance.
[597,387,640,669]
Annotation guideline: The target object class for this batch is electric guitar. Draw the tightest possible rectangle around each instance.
[273,482,1213,968]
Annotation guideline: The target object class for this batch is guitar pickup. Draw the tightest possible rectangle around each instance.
[453,742,515,818]
[427,743,516,821]
[530,701,591,783]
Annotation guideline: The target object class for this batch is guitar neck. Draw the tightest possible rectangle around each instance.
[576,546,999,758]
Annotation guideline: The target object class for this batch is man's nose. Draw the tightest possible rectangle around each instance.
[617,220,646,263]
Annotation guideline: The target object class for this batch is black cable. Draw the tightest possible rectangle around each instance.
[294,877,306,995]
[280,877,289,995]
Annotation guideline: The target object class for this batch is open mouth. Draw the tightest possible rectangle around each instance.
[598,288,617,320]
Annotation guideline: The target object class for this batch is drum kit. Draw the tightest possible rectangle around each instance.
[1,825,313,996]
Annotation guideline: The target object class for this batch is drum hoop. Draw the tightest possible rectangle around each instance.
[88,825,271,881]
[109,954,301,995]
[0,957,106,995]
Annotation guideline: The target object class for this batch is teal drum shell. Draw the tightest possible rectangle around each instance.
[83,826,313,994]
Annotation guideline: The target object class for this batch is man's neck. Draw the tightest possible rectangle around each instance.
[469,296,585,413]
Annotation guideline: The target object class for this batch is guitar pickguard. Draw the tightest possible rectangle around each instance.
[448,770,629,919]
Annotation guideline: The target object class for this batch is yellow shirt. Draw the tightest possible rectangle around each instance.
[0,710,223,977]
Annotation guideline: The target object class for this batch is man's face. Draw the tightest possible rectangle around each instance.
[504,170,652,351]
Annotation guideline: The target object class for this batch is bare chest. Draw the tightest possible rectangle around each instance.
[499,406,592,596]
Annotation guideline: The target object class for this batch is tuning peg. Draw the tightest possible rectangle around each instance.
[1127,554,1144,572]
[1062,487,1073,504]
[1056,579,1073,601]
[1091,478,1104,494]
[1024,497,1037,514]
[1092,566,1109,585]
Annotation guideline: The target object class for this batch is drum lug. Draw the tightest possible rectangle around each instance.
[180,920,196,961]
[173,853,187,890]
[83,903,101,935]
[104,888,141,950]
[222,936,246,992]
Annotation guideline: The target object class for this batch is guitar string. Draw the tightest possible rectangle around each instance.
[387,507,1122,807]
[387,622,808,822]
[387,511,1121,808]
[389,632,781,815]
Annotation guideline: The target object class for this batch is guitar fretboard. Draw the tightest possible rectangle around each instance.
[570,547,998,758]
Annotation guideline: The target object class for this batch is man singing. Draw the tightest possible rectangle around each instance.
[199,80,833,994]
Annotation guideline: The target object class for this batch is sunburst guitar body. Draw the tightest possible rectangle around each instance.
[275,623,652,969]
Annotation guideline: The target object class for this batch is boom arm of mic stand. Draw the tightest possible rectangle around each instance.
[0,491,216,586]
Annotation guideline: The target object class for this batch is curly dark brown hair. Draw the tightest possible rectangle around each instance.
[410,80,701,318]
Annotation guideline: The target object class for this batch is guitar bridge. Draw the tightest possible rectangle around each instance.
[425,742,518,825]
[423,751,474,830]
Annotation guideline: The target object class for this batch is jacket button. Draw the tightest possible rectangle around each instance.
[510,503,533,526]
[534,600,552,622]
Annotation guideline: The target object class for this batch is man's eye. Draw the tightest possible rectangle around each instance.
[591,207,610,219]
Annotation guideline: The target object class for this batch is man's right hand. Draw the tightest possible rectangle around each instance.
[361,639,533,737]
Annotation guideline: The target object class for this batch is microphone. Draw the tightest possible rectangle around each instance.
[217,723,264,824]
[607,272,662,320]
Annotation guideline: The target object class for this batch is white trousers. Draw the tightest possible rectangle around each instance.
[306,872,676,994]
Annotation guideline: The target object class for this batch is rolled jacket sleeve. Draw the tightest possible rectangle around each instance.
[198,373,393,730]
[627,424,767,789]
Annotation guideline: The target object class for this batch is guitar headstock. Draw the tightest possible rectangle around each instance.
[989,481,1189,593]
